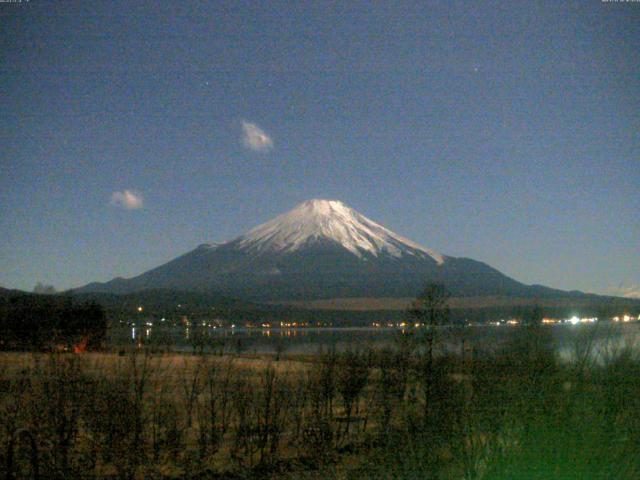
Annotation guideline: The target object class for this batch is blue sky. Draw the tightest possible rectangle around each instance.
[1,0,638,296]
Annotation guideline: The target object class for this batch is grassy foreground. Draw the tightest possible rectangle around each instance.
[1,326,639,479]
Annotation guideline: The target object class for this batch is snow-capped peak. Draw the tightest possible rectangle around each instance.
[236,199,444,264]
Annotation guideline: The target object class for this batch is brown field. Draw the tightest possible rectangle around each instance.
[1,327,639,479]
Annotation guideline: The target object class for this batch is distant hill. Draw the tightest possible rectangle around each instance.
[0,287,27,299]
[3,285,637,327]
[277,295,640,311]
[73,288,267,311]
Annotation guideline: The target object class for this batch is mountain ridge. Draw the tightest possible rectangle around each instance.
[74,200,605,302]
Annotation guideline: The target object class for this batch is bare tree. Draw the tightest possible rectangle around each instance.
[407,282,450,364]
[407,283,451,429]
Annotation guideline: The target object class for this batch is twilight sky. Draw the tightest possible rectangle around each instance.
[1,0,638,297]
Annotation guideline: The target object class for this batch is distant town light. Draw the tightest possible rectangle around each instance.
[137,306,143,312]
[569,316,580,325]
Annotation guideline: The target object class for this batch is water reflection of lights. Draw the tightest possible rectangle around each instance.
[566,316,598,325]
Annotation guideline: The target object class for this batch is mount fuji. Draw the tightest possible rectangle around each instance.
[76,199,577,301]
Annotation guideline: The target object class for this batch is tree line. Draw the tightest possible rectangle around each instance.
[0,293,107,351]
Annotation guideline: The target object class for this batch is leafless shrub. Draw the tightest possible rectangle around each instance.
[180,357,203,429]
[195,357,235,460]
[229,370,259,466]
[34,353,86,476]
[373,347,410,438]
[253,366,292,464]
[299,353,339,463]
[336,348,369,442]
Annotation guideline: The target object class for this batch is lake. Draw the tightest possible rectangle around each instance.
[107,321,640,362]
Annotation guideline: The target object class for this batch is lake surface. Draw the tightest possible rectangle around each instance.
[107,321,640,362]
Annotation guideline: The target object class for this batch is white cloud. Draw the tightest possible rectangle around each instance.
[241,121,273,152]
[110,190,143,210]
[620,286,640,299]
[608,285,640,299]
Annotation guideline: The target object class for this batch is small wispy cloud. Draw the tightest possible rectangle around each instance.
[608,285,640,299]
[110,190,143,210]
[620,286,640,299]
[241,121,273,152]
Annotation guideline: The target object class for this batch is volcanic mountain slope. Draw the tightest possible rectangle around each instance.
[76,199,581,301]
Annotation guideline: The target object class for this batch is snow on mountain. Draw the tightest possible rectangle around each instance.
[235,199,445,264]
[74,198,586,301]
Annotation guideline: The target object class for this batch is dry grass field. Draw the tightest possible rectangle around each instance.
[1,326,639,479]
